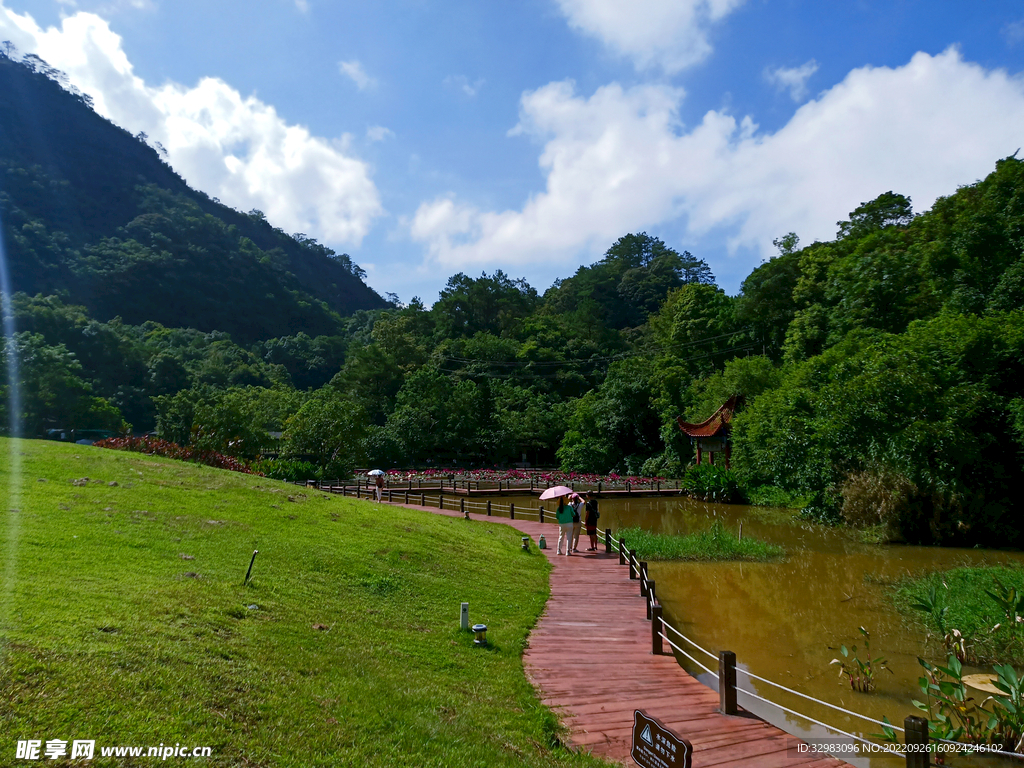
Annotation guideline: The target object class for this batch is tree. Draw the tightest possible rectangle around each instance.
[649,283,738,375]
[1,332,123,436]
[283,393,367,480]
[736,246,801,360]
[556,357,662,474]
[836,191,913,240]
[543,233,715,330]
[432,271,538,339]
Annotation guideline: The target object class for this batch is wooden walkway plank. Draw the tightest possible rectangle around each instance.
[388,500,854,768]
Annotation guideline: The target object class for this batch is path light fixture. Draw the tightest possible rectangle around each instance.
[472,624,488,646]
[522,536,530,551]
[538,535,546,549]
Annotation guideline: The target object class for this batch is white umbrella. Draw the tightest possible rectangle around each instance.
[367,469,385,476]
[538,485,573,500]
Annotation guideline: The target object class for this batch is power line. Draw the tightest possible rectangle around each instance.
[439,328,753,370]
[437,340,760,381]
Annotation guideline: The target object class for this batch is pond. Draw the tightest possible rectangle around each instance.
[484,492,1024,768]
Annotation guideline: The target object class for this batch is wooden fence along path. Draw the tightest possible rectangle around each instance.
[386,499,851,768]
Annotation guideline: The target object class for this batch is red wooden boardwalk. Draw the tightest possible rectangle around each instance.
[393,500,852,767]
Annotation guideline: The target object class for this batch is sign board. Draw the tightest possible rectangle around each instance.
[631,710,691,768]
[695,437,728,452]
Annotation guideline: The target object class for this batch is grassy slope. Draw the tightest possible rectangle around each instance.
[0,439,607,767]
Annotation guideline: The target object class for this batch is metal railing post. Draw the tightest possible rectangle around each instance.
[604,528,611,553]
[629,551,637,579]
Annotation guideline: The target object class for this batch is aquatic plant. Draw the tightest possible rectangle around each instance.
[910,655,1024,754]
[616,522,782,562]
[830,626,892,692]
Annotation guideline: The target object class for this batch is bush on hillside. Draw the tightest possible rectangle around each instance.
[95,435,258,474]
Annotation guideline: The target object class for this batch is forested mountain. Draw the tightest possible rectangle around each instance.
[0,52,386,342]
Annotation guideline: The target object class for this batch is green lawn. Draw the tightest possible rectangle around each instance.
[0,439,609,767]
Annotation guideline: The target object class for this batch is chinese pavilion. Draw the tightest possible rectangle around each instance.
[676,395,739,469]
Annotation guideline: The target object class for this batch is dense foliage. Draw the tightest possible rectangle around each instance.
[3,49,1024,546]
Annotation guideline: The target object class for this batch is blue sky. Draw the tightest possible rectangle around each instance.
[2,1,1024,304]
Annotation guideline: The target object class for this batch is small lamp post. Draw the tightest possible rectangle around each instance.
[472,624,488,646]
[538,535,546,549]
[521,536,530,551]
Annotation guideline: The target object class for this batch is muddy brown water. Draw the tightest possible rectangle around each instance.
[482,493,1024,767]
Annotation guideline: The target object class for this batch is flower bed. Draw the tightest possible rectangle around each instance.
[95,436,260,475]
[367,467,669,487]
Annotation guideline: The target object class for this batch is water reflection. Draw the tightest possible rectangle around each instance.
[492,493,1024,767]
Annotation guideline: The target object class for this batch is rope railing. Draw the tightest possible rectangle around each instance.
[736,666,905,733]
[659,632,718,677]
[661,620,717,660]
[737,685,887,753]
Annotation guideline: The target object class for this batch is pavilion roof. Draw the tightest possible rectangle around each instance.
[676,395,739,438]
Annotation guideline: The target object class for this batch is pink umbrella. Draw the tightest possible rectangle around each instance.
[538,485,573,500]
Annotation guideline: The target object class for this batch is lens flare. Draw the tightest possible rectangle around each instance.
[0,214,21,624]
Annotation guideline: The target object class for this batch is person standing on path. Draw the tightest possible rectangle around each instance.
[374,474,385,502]
[584,492,600,551]
[570,494,583,553]
[555,496,575,556]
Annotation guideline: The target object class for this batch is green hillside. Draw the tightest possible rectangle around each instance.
[0,438,598,767]
[0,53,387,343]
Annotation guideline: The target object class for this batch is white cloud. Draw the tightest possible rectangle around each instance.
[411,49,1024,273]
[444,74,485,97]
[366,125,394,142]
[765,60,818,102]
[338,59,376,91]
[0,5,382,246]
[554,0,745,73]
[294,0,309,12]
[1004,19,1024,46]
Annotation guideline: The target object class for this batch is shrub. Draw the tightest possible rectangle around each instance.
[640,451,684,479]
[799,489,844,525]
[840,468,962,543]
[95,436,259,474]
[250,458,320,482]
[745,485,809,509]
[680,463,743,503]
